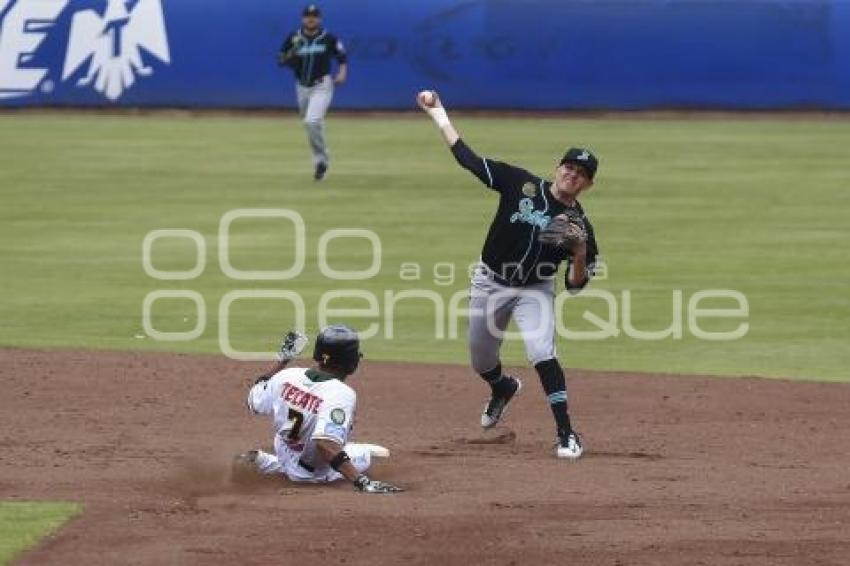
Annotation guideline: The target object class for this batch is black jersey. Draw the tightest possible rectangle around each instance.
[280,28,347,87]
[451,139,599,288]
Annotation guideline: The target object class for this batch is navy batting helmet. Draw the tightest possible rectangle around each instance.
[313,325,362,375]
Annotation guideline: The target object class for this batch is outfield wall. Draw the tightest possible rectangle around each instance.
[1,0,848,109]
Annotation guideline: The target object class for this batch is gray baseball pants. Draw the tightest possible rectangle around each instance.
[468,261,557,375]
[296,75,334,166]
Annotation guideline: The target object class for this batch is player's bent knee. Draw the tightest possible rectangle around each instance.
[343,443,373,474]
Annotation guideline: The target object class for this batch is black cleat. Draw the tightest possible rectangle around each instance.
[480,376,522,429]
[314,162,328,181]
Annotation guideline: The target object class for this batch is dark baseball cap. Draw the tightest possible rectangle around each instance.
[560,147,599,179]
[303,4,321,16]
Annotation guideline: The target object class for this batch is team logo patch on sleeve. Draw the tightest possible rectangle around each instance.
[331,408,346,425]
[522,182,538,197]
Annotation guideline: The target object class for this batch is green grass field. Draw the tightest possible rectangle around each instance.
[0,112,848,379]
[0,502,81,564]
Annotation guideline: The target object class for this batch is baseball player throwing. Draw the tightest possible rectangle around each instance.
[417,90,600,460]
[278,4,348,181]
[234,326,402,493]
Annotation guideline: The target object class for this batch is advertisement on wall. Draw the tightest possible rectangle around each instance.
[1,0,848,109]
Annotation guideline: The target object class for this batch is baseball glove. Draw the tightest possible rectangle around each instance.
[279,36,305,66]
[354,474,404,494]
[538,209,587,249]
[277,330,308,362]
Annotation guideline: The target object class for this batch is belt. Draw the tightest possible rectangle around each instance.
[298,458,315,473]
[299,75,328,88]
[490,272,527,288]
[479,262,527,288]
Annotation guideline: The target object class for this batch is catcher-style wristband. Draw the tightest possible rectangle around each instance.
[427,107,451,129]
[330,450,351,472]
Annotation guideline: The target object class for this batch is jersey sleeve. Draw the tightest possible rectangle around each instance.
[450,139,524,192]
[280,33,293,55]
[329,34,347,64]
[279,33,298,67]
[246,372,287,415]
[311,389,356,446]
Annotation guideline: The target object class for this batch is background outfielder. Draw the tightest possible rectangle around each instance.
[234,327,402,493]
[418,90,600,460]
[278,4,348,181]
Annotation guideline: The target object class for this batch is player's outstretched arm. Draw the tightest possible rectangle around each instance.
[417,90,503,189]
[316,439,403,494]
[252,330,308,384]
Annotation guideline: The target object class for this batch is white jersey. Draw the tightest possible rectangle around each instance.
[247,367,356,475]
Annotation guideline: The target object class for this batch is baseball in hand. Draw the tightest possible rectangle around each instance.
[417,90,438,108]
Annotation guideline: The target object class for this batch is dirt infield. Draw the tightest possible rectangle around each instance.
[2,348,849,565]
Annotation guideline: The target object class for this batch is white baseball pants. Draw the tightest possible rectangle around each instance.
[255,439,371,484]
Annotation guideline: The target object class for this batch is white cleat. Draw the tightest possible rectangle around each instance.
[556,431,584,460]
[348,442,390,459]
